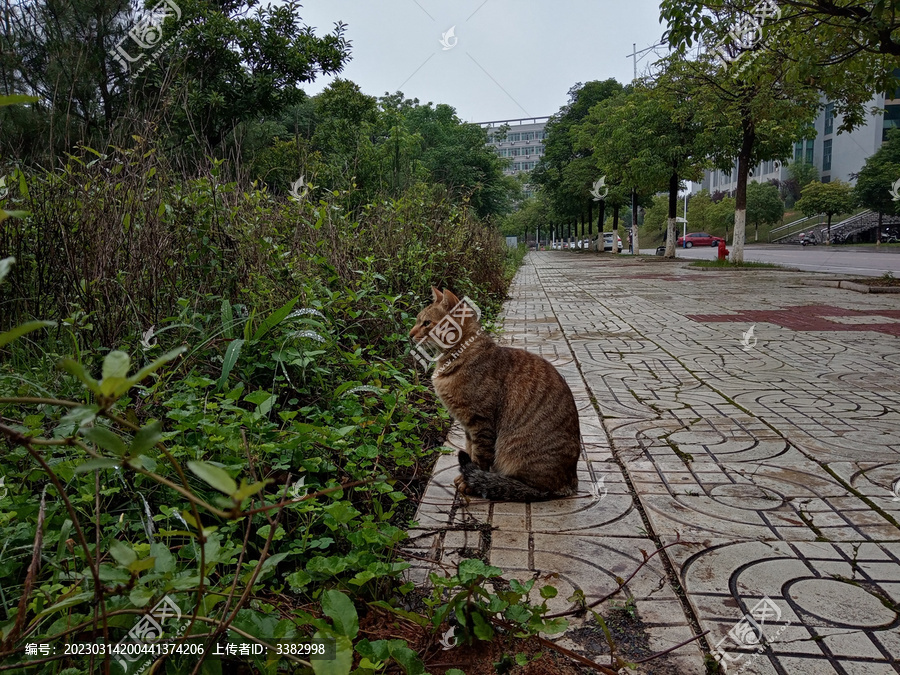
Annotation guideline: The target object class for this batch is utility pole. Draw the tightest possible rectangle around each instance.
[626,41,665,82]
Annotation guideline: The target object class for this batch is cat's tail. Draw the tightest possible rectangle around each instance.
[458,451,556,502]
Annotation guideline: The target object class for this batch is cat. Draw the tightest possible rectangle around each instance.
[409,287,580,501]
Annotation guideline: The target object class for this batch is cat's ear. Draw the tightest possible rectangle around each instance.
[431,286,443,303]
[441,288,460,309]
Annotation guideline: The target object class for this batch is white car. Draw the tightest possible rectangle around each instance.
[601,232,623,252]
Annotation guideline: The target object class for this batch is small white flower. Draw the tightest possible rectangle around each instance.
[0,476,7,499]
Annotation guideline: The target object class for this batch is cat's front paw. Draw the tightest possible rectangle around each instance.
[454,473,473,496]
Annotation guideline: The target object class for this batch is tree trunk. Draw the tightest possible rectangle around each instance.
[755,222,759,242]
[827,214,832,244]
[588,199,593,243]
[612,205,620,255]
[877,211,883,245]
[666,172,678,258]
[732,117,755,263]
[597,199,606,251]
[631,188,639,254]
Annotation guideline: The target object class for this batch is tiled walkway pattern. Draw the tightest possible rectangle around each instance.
[406,254,900,674]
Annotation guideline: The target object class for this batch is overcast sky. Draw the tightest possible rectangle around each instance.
[298,0,669,123]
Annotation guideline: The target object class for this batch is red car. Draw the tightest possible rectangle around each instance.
[676,232,725,248]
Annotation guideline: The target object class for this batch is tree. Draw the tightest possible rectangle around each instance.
[532,80,625,238]
[659,0,893,130]
[788,160,818,188]
[746,181,784,241]
[650,60,716,257]
[0,0,352,159]
[796,180,855,244]
[576,81,704,257]
[648,43,818,262]
[855,129,900,243]
[687,190,736,238]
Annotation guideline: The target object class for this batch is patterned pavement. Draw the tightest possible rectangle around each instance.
[406,253,900,674]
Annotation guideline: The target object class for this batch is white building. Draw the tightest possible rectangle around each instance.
[701,92,900,192]
[479,116,550,177]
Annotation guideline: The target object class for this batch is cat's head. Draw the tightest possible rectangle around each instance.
[408,287,478,344]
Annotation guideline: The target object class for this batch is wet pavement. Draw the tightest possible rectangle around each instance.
[406,252,900,674]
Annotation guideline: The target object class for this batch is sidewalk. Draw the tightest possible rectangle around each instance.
[406,252,900,674]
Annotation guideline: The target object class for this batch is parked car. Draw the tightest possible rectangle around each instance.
[601,232,623,252]
[676,232,725,248]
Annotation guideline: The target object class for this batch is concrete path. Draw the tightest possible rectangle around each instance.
[406,252,900,674]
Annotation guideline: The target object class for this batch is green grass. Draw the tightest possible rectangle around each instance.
[689,259,783,269]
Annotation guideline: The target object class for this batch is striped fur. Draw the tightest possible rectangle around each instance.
[410,287,580,501]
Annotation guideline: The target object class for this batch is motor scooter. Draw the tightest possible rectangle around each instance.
[799,231,818,246]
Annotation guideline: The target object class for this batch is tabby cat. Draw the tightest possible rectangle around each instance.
[409,287,580,501]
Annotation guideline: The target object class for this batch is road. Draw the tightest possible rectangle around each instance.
[638,243,900,277]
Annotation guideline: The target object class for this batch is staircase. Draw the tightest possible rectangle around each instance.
[773,210,900,244]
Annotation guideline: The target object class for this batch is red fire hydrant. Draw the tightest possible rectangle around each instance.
[717,238,730,261]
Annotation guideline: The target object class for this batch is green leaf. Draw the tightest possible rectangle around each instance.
[0,94,38,107]
[312,634,352,675]
[151,543,175,573]
[470,611,494,641]
[0,209,30,222]
[187,460,237,496]
[539,585,558,599]
[457,559,502,585]
[73,457,121,473]
[252,296,298,341]
[321,590,358,639]
[385,640,425,674]
[102,350,130,380]
[221,299,234,339]
[127,557,156,573]
[244,390,273,405]
[130,420,162,456]
[130,587,154,607]
[82,426,127,456]
[233,479,269,502]
[216,339,244,390]
[59,358,102,396]
[34,592,94,621]
[0,320,55,349]
[108,540,137,567]
[125,347,186,391]
[286,569,312,592]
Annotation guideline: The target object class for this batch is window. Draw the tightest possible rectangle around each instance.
[508,132,521,142]
[883,105,900,141]
[522,132,534,141]
[822,139,832,171]
[824,102,834,135]
[822,175,831,183]
[805,139,814,164]
[794,142,803,162]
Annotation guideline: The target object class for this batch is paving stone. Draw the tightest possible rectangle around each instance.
[406,253,900,672]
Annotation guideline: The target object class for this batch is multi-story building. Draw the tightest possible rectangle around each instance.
[480,116,550,177]
[701,92,900,193]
